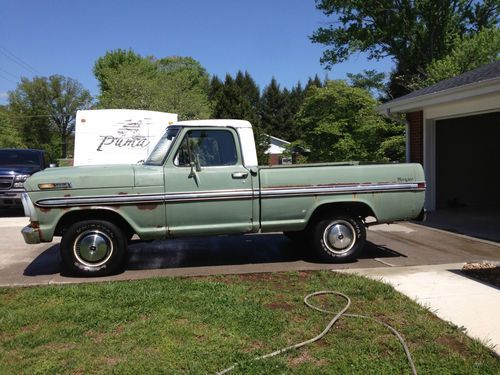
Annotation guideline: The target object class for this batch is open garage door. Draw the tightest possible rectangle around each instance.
[436,112,500,209]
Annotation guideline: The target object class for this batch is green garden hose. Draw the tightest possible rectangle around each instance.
[216,291,417,375]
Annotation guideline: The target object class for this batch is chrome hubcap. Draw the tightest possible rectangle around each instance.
[74,230,113,267]
[323,220,356,254]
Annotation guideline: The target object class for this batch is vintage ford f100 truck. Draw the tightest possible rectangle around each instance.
[21,120,425,276]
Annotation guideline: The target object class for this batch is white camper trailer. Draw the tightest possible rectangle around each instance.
[73,109,177,166]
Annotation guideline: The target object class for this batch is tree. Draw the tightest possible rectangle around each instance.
[0,106,24,148]
[296,80,404,162]
[260,78,290,140]
[346,70,386,98]
[93,49,144,93]
[8,75,92,158]
[208,75,224,103]
[155,57,211,119]
[211,72,269,164]
[311,0,500,98]
[305,74,323,92]
[46,76,93,158]
[94,50,211,120]
[416,27,500,88]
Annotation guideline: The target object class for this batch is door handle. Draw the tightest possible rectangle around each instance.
[231,172,248,179]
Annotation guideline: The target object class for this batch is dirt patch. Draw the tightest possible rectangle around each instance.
[246,340,264,351]
[40,341,77,351]
[104,357,121,366]
[87,331,106,344]
[20,324,39,333]
[264,302,293,311]
[288,349,326,367]
[436,335,468,356]
[461,262,499,288]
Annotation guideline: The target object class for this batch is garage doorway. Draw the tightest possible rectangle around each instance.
[436,111,500,209]
[430,112,500,242]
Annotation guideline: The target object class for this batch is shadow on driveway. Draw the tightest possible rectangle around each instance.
[0,207,24,218]
[24,233,406,277]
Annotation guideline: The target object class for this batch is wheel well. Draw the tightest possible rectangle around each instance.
[307,202,376,229]
[54,209,135,237]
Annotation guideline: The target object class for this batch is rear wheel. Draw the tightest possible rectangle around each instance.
[60,220,127,276]
[312,215,366,262]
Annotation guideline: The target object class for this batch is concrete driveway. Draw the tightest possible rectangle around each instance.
[1,214,499,287]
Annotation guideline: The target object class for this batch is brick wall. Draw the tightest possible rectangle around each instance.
[406,111,423,164]
[268,154,280,165]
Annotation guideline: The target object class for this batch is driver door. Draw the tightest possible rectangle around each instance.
[164,127,255,237]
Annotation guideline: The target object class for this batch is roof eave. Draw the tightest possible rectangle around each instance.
[378,76,500,116]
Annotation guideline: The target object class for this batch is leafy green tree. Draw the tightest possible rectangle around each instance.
[8,77,52,151]
[0,106,24,148]
[347,70,387,98]
[47,76,92,158]
[417,27,500,88]
[94,50,211,120]
[155,57,211,119]
[8,75,92,158]
[96,60,157,110]
[311,0,500,98]
[296,80,404,162]
[93,49,144,93]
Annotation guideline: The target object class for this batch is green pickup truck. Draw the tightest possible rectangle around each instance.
[21,120,425,276]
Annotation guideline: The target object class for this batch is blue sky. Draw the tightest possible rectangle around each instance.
[0,0,393,105]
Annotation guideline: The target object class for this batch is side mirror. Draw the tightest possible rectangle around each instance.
[49,163,57,168]
[136,160,144,165]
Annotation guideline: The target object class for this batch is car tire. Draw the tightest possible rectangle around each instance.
[311,215,366,262]
[60,220,127,276]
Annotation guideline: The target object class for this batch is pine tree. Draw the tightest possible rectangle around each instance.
[212,73,268,164]
[260,77,289,140]
[208,75,223,103]
[284,82,305,141]
[305,75,323,92]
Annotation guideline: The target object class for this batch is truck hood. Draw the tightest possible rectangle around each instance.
[0,166,43,176]
[24,164,135,191]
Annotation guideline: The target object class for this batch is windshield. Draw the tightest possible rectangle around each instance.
[144,127,180,166]
[0,150,41,167]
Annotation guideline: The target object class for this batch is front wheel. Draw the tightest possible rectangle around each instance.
[312,215,366,262]
[60,220,127,276]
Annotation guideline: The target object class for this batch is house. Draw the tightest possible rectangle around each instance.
[266,135,291,165]
[379,60,500,213]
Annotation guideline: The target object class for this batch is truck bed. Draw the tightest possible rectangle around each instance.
[258,163,425,232]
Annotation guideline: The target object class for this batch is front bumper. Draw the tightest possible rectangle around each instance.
[21,225,41,244]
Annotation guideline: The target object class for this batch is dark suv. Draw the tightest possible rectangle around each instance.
[0,149,50,208]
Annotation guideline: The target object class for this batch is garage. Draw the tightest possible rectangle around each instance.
[436,111,500,209]
[378,60,500,241]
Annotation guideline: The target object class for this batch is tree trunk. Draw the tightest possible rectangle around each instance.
[61,133,67,159]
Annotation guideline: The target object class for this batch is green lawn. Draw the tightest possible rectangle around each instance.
[0,271,498,374]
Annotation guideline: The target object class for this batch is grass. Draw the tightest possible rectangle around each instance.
[0,271,498,374]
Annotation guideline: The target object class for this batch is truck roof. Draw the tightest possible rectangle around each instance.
[174,119,252,128]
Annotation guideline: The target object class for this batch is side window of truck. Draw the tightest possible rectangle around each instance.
[174,129,238,167]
